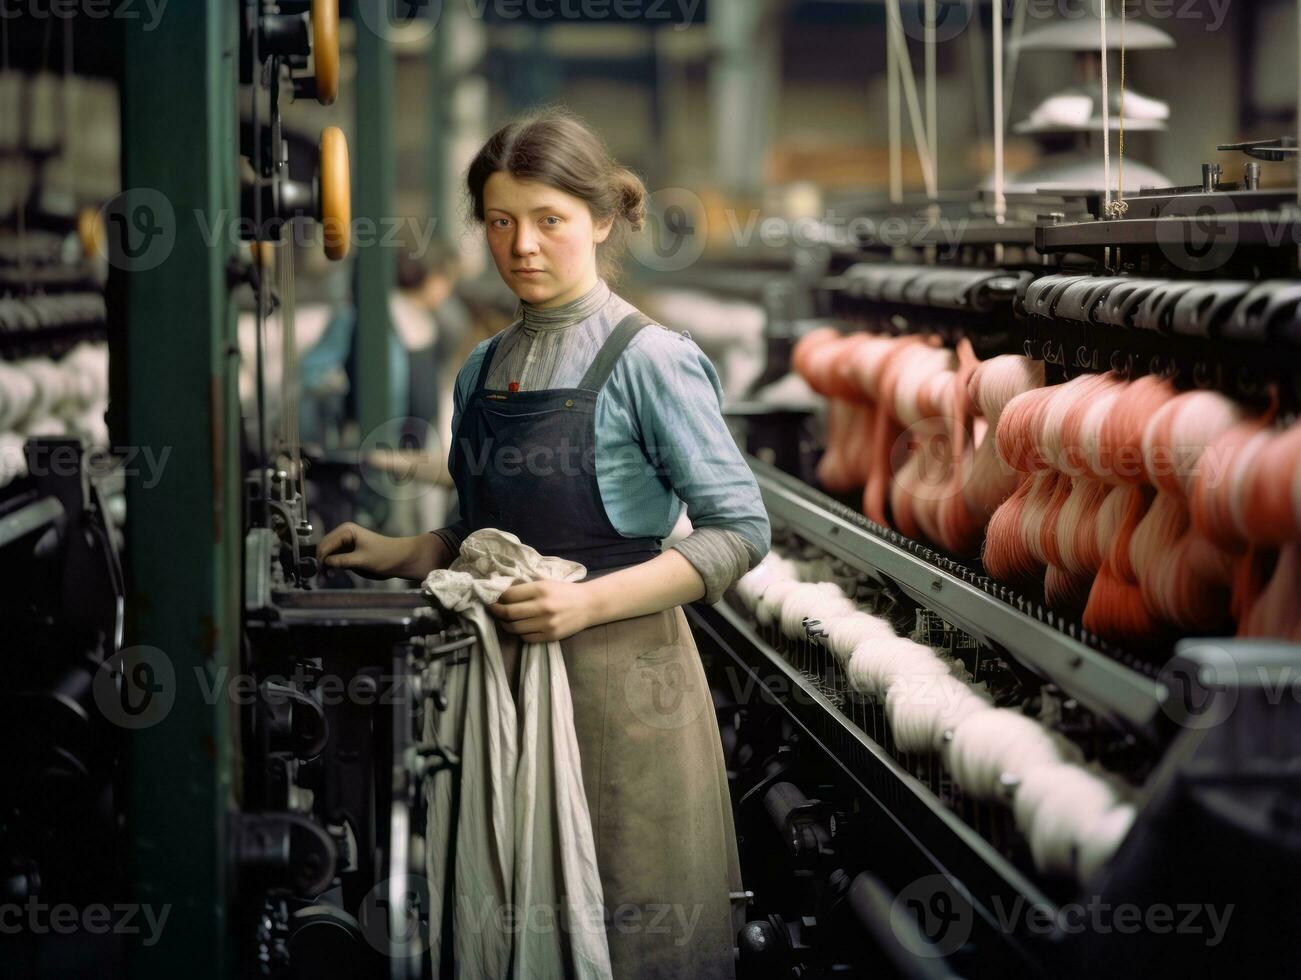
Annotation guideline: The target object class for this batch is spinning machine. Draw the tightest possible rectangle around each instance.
[689,109,1301,980]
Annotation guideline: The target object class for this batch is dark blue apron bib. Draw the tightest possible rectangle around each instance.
[449,311,663,573]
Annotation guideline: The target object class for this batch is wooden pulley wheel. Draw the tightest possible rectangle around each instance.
[318,126,350,261]
[249,240,276,268]
[77,207,105,261]
[312,0,340,106]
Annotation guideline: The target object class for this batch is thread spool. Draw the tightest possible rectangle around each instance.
[943,709,1082,802]
[845,636,948,698]
[886,674,993,754]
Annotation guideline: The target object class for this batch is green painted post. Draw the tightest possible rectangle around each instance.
[117,3,239,978]
[354,0,396,438]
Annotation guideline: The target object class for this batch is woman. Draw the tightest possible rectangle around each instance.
[319,109,770,979]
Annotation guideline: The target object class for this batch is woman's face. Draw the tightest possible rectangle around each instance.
[483,171,612,309]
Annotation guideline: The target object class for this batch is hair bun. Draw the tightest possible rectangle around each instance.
[615,168,647,232]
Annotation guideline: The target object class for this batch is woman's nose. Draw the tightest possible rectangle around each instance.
[512,225,539,256]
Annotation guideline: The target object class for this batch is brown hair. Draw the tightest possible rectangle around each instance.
[466,108,646,282]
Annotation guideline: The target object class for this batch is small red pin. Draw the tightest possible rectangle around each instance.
[508,381,520,392]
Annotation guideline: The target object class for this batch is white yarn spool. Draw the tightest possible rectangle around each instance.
[0,363,37,431]
[756,578,802,628]
[845,637,947,698]
[1027,768,1123,878]
[0,432,26,488]
[73,409,110,449]
[736,560,784,609]
[779,582,849,639]
[23,359,69,422]
[1011,762,1077,837]
[886,674,993,754]
[66,343,109,403]
[943,710,1082,801]
[1075,803,1137,882]
[793,592,857,640]
[22,416,67,438]
[822,613,897,663]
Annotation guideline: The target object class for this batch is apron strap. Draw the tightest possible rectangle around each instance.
[472,331,506,393]
[577,311,654,392]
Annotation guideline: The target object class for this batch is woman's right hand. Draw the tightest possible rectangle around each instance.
[317,523,451,580]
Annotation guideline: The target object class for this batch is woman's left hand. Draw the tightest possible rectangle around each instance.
[488,581,595,642]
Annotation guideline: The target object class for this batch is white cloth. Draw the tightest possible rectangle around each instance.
[422,528,612,980]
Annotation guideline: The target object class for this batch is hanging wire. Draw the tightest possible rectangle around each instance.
[1115,0,1129,217]
[967,4,990,152]
[885,0,938,199]
[1103,0,1130,219]
[62,16,73,208]
[1101,0,1112,216]
[924,0,937,196]
[1003,0,1029,127]
[278,226,306,521]
[993,0,1006,223]
[888,6,903,204]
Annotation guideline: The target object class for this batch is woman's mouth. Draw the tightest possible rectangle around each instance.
[515,268,544,277]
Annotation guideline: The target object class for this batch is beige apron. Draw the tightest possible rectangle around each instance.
[499,605,743,979]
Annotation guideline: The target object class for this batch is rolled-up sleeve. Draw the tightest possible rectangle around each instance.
[619,328,771,601]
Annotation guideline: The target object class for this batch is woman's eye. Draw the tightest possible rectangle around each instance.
[542,216,561,227]
[491,218,510,229]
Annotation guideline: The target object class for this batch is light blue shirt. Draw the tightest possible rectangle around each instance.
[439,299,771,573]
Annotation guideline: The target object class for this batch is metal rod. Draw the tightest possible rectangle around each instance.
[993,0,1006,223]
[888,6,902,204]
[925,0,937,197]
